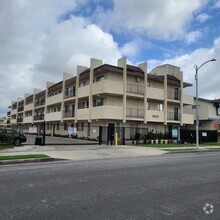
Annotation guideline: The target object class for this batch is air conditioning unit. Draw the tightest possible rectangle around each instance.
[136,76,140,82]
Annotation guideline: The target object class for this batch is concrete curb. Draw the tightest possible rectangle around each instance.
[0,157,59,165]
[167,149,220,154]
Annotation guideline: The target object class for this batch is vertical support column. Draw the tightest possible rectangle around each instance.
[45,81,54,123]
[118,57,127,123]
[164,74,167,125]
[33,88,42,123]
[88,58,103,123]
[61,73,73,123]
[42,120,46,146]
[180,71,184,126]
[99,126,102,145]
[138,62,148,124]
[75,66,88,124]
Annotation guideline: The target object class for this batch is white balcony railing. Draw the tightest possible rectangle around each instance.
[147,87,164,100]
[92,80,123,95]
[91,106,123,120]
[45,112,62,121]
[46,93,62,105]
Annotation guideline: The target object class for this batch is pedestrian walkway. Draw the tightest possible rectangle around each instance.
[0,145,167,161]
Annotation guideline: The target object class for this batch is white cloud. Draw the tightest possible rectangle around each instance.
[161,37,220,99]
[95,0,205,40]
[196,13,212,23]
[214,0,220,8]
[0,0,121,116]
[185,31,202,44]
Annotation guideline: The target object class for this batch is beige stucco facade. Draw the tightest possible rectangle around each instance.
[184,98,220,130]
[8,57,194,137]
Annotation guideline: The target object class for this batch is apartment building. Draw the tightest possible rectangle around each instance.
[9,57,194,140]
[184,98,220,130]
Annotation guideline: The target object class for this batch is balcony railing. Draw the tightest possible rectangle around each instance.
[167,111,180,121]
[35,99,45,107]
[18,106,24,112]
[127,83,145,95]
[167,90,180,100]
[33,115,44,121]
[126,108,144,118]
[63,110,75,118]
[17,118,23,123]
[65,89,76,99]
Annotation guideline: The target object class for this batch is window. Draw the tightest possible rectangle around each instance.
[65,87,69,96]
[147,102,150,110]
[174,88,179,100]
[174,107,179,120]
[93,98,104,107]
[79,82,86,88]
[96,75,104,82]
[158,104,163,111]
[65,105,69,112]
[57,123,59,130]
[78,102,85,109]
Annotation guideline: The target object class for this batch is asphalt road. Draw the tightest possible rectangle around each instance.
[0,152,220,220]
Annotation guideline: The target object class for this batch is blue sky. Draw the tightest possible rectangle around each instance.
[0,0,220,116]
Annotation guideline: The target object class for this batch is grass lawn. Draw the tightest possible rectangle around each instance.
[0,154,50,161]
[165,148,220,153]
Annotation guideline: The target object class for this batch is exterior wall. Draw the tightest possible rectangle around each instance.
[8,58,194,135]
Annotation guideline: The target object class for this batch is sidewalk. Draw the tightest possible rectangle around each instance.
[0,145,167,162]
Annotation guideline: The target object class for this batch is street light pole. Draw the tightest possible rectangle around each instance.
[194,58,216,149]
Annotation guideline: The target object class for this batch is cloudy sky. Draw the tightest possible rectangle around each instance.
[0,0,220,116]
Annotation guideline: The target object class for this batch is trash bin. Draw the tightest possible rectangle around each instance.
[35,137,42,145]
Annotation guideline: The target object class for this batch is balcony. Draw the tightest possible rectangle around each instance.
[126,108,144,119]
[92,80,123,95]
[182,113,194,124]
[33,115,44,121]
[65,88,75,99]
[146,110,164,122]
[183,94,194,105]
[10,119,17,124]
[167,90,180,101]
[23,116,33,123]
[35,99,45,107]
[17,118,23,123]
[11,109,17,115]
[78,85,90,98]
[91,106,123,120]
[46,93,62,105]
[147,87,164,100]
[167,111,180,121]
[127,83,144,95]
[63,110,75,118]
[45,112,62,121]
[77,108,89,120]
[18,106,24,112]
[24,103,34,111]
